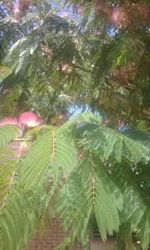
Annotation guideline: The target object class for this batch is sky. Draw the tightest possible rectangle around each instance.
[49,0,79,21]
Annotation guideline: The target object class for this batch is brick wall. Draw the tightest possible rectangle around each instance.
[26,218,116,250]
[27,218,83,250]
[90,239,115,250]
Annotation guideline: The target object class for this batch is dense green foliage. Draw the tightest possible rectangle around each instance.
[0,0,150,125]
[0,0,150,250]
[0,113,149,250]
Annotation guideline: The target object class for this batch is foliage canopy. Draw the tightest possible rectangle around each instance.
[0,0,150,250]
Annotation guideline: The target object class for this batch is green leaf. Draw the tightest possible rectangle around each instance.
[82,125,150,163]
[139,209,150,250]
[57,158,122,242]
[20,128,77,189]
[0,126,19,149]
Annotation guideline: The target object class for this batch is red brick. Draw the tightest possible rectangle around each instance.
[26,218,82,250]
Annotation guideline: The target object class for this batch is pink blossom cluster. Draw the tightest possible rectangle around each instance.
[12,0,31,22]
[0,112,43,128]
[0,112,43,159]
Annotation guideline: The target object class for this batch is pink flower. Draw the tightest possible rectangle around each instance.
[12,0,20,14]
[0,117,19,127]
[111,7,125,27]
[18,112,43,128]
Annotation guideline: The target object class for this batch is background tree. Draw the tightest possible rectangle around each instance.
[0,0,150,250]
